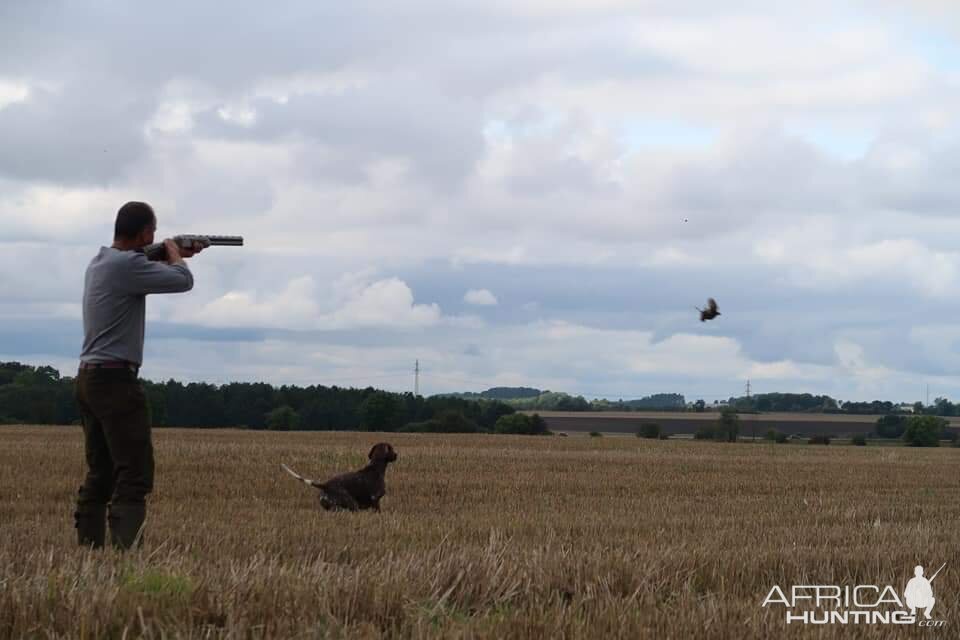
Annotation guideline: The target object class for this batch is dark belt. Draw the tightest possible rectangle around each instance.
[79,361,139,373]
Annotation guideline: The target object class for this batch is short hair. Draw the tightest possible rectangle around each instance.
[114,202,156,239]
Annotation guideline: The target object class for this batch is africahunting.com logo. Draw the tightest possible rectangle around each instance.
[762,563,946,627]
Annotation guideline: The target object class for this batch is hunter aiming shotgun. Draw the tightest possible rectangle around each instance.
[76,202,224,550]
[143,235,243,261]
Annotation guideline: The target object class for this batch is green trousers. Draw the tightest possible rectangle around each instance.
[74,366,153,549]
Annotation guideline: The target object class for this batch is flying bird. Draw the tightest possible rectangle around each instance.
[697,298,720,322]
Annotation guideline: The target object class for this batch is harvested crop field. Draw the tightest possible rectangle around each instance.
[1,425,958,639]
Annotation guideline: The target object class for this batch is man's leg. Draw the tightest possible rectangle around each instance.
[73,371,114,549]
[88,369,154,550]
[924,599,935,619]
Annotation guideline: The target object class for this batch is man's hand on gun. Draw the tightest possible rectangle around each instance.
[145,235,241,262]
[164,237,204,262]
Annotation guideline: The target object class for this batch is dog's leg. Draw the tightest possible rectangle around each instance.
[322,486,361,511]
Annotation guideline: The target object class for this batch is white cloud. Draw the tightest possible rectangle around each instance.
[7,2,960,400]
[0,79,29,110]
[175,276,321,329]
[176,272,442,330]
[464,288,498,305]
[752,222,960,299]
[329,277,442,329]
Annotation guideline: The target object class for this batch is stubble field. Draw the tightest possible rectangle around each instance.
[0,425,957,639]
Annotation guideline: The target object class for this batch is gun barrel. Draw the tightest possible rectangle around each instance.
[203,235,243,246]
[930,562,947,583]
[142,234,244,260]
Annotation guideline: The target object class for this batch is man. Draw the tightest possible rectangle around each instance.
[74,201,202,550]
[904,565,937,620]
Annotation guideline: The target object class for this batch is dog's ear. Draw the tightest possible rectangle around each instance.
[368,444,380,460]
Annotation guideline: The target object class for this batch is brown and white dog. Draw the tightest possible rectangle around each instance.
[281,443,398,512]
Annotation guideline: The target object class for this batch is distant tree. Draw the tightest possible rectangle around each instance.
[875,414,907,439]
[638,423,661,439]
[0,361,31,386]
[902,415,947,447]
[494,413,550,435]
[13,366,60,386]
[265,405,300,431]
[554,394,591,411]
[716,407,739,442]
[933,397,956,417]
[621,393,686,411]
[400,410,482,433]
[501,391,589,412]
[0,367,60,424]
[359,391,401,431]
[739,392,838,413]
[219,381,275,429]
[843,400,896,415]
[693,399,706,413]
[694,425,715,440]
[478,401,515,429]
[480,387,542,400]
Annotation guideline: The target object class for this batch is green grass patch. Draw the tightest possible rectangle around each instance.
[120,569,194,601]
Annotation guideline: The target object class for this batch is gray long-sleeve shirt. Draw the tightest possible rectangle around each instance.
[80,246,193,366]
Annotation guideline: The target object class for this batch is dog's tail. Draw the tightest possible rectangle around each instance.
[280,463,324,489]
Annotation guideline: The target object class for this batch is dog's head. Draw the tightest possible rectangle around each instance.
[368,442,398,463]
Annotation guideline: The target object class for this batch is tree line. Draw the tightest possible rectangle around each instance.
[0,361,554,434]
[445,390,960,415]
[441,390,689,411]
[4,361,959,431]
[725,392,960,416]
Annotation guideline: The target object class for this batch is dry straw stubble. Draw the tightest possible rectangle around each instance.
[0,426,957,639]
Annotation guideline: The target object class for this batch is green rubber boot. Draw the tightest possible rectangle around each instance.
[108,503,146,550]
[74,502,107,549]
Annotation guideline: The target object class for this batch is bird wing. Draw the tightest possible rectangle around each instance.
[708,298,718,312]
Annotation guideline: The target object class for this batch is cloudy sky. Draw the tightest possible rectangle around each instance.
[3,1,960,402]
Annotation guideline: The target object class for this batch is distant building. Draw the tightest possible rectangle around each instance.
[898,403,915,413]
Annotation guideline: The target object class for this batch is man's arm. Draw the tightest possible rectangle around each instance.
[124,239,195,295]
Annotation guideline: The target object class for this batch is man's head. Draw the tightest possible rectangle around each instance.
[114,201,156,248]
